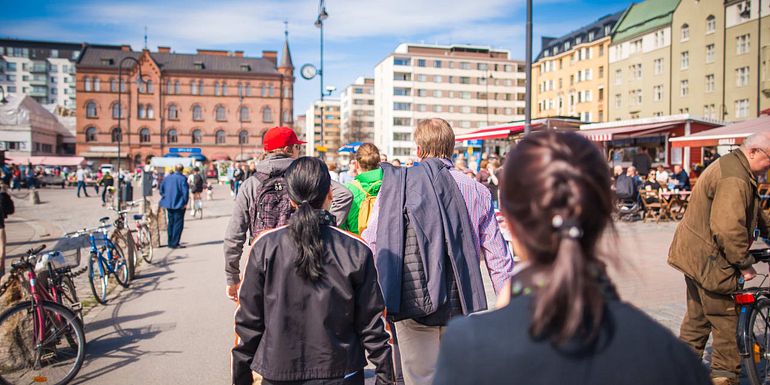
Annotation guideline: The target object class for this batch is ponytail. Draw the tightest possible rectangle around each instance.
[289,200,325,281]
[284,157,332,282]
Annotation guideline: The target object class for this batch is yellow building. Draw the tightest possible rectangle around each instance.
[533,11,624,123]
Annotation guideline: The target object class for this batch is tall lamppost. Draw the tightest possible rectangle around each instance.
[117,56,144,209]
[524,0,533,136]
[239,94,244,161]
[315,0,329,157]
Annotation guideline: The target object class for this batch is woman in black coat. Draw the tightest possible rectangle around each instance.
[433,132,710,385]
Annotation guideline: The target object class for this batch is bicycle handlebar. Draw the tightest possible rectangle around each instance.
[64,224,112,238]
[27,244,46,256]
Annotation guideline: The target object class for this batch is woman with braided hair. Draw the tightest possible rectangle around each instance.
[433,132,709,385]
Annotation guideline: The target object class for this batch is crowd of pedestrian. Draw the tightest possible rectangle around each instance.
[216,122,770,385]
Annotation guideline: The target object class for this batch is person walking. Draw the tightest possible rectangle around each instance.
[362,118,513,385]
[433,131,710,385]
[98,171,114,206]
[189,167,204,218]
[224,126,353,301]
[342,143,382,235]
[668,132,770,385]
[160,164,190,249]
[232,157,394,385]
[25,163,36,189]
[75,165,89,198]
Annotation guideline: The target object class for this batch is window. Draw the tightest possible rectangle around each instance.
[6,63,16,72]
[167,129,177,144]
[237,82,243,96]
[393,87,410,96]
[262,106,273,122]
[394,57,410,66]
[85,127,97,142]
[393,102,411,111]
[588,31,595,40]
[434,60,442,68]
[735,98,749,118]
[240,106,249,121]
[736,66,750,87]
[706,74,715,92]
[110,79,118,92]
[215,130,226,144]
[192,129,202,144]
[167,80,174,95]
[147,105,154,119]
[239,130,248,144]
[706,44,715,63]
[631,39,642,53]
[112,103,122,119]
[654,30,665,47]
[654,58,664,75]
[193,105,203,121]
[737,34,751,55]
[224,82,229,96]
[433,75,442,83]
[680,80,689,96]
[460,62,471,70]
[147,80,153,93]
[706,15,716,34]
[138,104,146,119]
[84,77,92,91]
[416,74,427,82]
[393,117,411,126]
[137,77,146,93]
[681,51,689,69]
[614,69,622,85]
[615,94,622,108]
[246,84,252,96]
[599,45,604,56]
[261,84,267,96]
[94,78,100,92]
[214,81,221,96]
[681,24,689,41]
[653,85,663,101]
[174,81,180,95]
[191,81,198,95]
[216,106,226,121]
[86,102,97,118]
[139,128,150,143]
[111,127,122,143]
[417,59,426,67]
[168,105,178,120]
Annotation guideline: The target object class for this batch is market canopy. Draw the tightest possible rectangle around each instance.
[669,114,770,148]
[338,142,363,153]
[6,155,85,166]
[455,122,543,142]
[578,115,723,142]
[150,157,193,168]
[578,121,681,142]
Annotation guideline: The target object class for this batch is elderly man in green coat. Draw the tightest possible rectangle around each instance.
[668,132,770,385]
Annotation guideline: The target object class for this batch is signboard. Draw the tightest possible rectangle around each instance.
[718,138,737,146]
[89,146,119,152]
[169,147,202,154]
[464,140,483,147]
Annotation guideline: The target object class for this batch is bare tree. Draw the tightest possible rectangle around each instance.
[344,112,369,144]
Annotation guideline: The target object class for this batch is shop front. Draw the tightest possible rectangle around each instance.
[578,115,723,171]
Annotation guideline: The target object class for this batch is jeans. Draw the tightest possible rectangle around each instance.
[166,208,185,248]
[76,181,89,197]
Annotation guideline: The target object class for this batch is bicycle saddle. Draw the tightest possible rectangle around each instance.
[133,214,143,221]
[99,216,110,223]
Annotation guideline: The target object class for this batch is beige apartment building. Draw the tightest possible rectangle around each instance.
[671,0,725,119]
[533,11,624,123]
[304,99,341,161]
[609,0,678,121]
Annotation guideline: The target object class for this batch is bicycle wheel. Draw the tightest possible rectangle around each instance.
[744,298,770,385]
[109,244,130,288]
[0,301,86,385]
[57,274,83,325]
[87,252,109,305]
[139,225,154,264]
[112,231,135,282]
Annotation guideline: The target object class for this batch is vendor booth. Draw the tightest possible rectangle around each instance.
[454,117,582,157]
[578,114,723,170]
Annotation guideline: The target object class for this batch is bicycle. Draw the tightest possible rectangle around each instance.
[734,245,770,385]
[65,218,130,305]
[111,201,155,273]
[35,249,84,325]
[0,245,86,385]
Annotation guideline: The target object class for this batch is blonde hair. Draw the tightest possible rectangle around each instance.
[356,143,381,171]
[414,118,455,159]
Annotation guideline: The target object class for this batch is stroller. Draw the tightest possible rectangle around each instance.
[614,196,643,222]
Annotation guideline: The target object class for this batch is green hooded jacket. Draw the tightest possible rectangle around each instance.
[343,168,383,234]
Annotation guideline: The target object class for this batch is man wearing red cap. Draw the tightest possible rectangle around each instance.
[223,126,353,301]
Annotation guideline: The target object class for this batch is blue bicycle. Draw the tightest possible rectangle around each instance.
[65,217,129,305]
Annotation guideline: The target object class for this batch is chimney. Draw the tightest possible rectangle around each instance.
[196,49,229,56]
[262,50,277,66]
[120,44,132,52]
[158,46,171,53]
[234,50,244,58]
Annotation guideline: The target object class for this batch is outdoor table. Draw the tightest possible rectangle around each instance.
[660,190,691,220]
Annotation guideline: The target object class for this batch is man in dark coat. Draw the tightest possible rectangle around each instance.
[160,164,189,249]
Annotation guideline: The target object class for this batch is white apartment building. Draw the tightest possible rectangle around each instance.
[374,43,526,159]
[304,99,342,160]
[0,40,121,111]
[340,77,375,144]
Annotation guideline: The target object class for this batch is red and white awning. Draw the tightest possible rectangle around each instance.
[670,115,770,147]
[455,123,542,142]
[578,121,679,142]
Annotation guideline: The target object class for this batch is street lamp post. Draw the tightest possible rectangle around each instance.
[117,56,144,210]
[315,0,328,158]
[239,94,244,161]
[524,0,533,136]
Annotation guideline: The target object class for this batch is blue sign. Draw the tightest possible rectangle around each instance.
[465,140,483,147]
[169,147,201,154]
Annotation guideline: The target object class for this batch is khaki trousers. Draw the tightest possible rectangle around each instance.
[394,319,446,385]
[679,277,740,379]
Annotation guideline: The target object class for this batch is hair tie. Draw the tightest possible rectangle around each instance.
[300,200,309,205]
[551,214,583,239]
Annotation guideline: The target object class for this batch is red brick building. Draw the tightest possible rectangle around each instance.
[75,37,294,166]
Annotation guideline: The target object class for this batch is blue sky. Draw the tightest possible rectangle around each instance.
[1,0,629,117]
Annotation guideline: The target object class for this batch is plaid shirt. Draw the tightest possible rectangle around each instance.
[361,159,514,294]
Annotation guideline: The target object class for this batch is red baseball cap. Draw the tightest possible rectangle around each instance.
[263,126,306,151]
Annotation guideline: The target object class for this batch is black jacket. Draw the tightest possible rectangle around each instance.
[232,219,395,385]
[433,276,710,385]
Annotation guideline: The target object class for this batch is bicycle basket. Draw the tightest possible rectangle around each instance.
[51,235,87,268]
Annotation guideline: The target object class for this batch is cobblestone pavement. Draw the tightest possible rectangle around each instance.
[2,184,759,383]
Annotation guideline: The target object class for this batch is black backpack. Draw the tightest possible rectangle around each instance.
[1,192,14,217]
[615,175,635,200]
[248,171,294,237]
[193,174,204,192]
